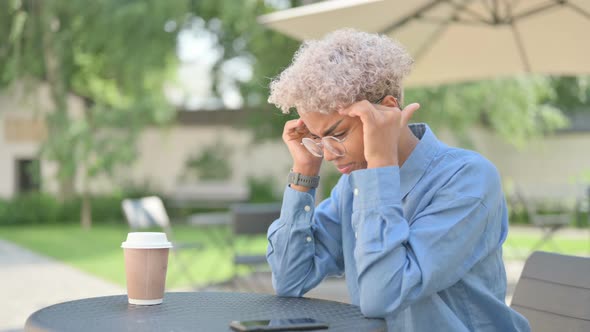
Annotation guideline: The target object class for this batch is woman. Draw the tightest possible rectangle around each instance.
[265,28,530,332]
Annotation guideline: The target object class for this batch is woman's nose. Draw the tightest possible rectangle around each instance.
[323,146,339,161]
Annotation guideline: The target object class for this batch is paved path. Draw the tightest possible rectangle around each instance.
[0,239,124,332]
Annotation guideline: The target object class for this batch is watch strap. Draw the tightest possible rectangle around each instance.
[288,171,320,188]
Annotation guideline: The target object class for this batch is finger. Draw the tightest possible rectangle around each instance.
[284,119,299,129]
[372,102,401,113]
[400,103,420,126]
[284,119,303,132]
[294,119,308,134]
[283,120,299,137]
[284,120,309,142]
[338,100,374,122]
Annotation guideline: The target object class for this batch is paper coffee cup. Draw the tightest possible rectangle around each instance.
[121,232,172,305]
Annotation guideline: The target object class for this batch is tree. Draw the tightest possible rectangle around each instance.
[174,0,304,139]
[0,0,191,228]
[405,76,570,149]
[547,75,590,113]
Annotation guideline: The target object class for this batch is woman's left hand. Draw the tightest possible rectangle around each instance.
[338,100,420,168]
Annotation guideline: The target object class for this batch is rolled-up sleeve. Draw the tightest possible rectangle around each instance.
[267,183,344,297]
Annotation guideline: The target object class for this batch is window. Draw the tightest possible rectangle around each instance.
[16,159,40,193]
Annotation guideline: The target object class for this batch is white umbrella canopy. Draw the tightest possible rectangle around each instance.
[258,0,590,87]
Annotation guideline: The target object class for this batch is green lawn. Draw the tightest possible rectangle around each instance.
[0,224,268,289]
[0,224,587,289]
[502,228,589,260]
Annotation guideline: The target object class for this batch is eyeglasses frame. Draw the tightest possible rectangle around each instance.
[300,95,387,158]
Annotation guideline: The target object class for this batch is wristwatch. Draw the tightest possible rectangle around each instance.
[288,171,320,188]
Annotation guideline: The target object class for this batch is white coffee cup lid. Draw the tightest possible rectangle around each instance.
[121,232,173,249]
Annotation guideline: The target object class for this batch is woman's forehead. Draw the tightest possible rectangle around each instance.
[299,111,353,135]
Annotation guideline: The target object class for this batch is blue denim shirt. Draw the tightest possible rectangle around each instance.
[267,124,530,331]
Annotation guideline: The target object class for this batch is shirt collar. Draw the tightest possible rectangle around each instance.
[400,123,441,199]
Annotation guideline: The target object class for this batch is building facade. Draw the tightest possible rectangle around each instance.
[1,88,589,206]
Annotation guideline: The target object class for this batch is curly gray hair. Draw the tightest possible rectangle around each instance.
[268,28,414,114]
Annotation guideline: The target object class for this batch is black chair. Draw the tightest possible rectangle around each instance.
[121,196,203,288]
[510,251,590,331]
[229,202,281,291]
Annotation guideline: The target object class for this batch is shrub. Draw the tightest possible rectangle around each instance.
[56,195,126,224]
[574,211,588,228]
[182,139,233,181]
[508,206,530,225]
[0,192,60,225]
[247,176,280,203]
[0,191,135,226]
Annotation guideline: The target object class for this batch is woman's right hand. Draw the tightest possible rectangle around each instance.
[282,118,323,176]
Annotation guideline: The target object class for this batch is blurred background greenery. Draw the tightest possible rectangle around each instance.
[0,0,589,290]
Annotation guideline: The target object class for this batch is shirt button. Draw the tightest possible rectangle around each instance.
[304,205,311,212]
[353,188,359,196]
[354,232,358,239]
[306,236,312,243]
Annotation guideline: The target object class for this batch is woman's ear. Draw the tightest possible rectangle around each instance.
[381,95,399,108]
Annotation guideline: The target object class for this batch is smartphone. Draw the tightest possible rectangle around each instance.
[229,318,329,331]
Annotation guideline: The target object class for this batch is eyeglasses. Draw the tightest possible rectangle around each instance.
[301,132,351,158]
[300,96,386,158]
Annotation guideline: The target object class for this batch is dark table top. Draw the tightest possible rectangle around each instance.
[25,292,385,332]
